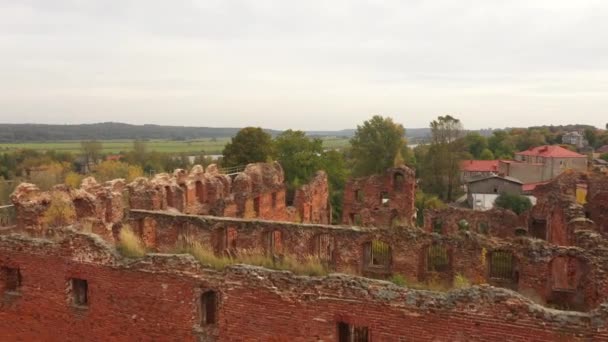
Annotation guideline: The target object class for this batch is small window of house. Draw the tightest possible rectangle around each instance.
[71,278,88,307]
[2,267,21,293]
[200,291,218,325]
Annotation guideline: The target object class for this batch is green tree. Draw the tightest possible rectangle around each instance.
[464,133,488,158]
[494,193,532,215]
[488,131,516,158]
[349,115,406,176]
[420,115,465,201]
[584,128,598,148]
[320,150,350,223]
[479,148,495,160]
[274,130,323,186]
[133,139,148,166]
[222,127,274,167]
[81,140,103,166]
[415,191,446,227]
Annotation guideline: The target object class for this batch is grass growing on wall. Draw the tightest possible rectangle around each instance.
[117,226,146,258]
[174,237,329,276]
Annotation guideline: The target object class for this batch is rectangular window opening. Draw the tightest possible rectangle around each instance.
[200,291,217,325]
[71,278,88,307]
[2,267,21,293]
[338,322,369,342]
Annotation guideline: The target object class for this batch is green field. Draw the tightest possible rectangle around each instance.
[0,137,350,155]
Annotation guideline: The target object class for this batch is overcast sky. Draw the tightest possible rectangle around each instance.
[0,0,606,130]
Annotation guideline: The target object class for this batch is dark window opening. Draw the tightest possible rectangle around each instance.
[364,240,391,269]
[355,189,364,203]
[2,267,21,293]
[427,245,449,272]
[530,219,547,240]
[71,278,88,307]
[493,187,498,193]
[200,291,217,325]
[271,192,278,208]
[350,213,362,226]
[380,191,389,205]
[478,222,489,235]
[432,218,443,234]
[253,197,261,217]
[195,181,205,204]
[489,251,517,288]
[393,173,405,190]
[165,186,174,208]
[338,322,369,342]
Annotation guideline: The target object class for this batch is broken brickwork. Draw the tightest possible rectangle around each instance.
[127,209,608,310]
[531,171,606,245]
[10,178,125,240]
[423,207,523,238]
[342,165,416,227]
[126,162,329,224]
[292,171,331,224]
[2,232,608,341]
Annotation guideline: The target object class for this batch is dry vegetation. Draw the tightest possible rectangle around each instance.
[117,226,146,258]
[174,236,329,276]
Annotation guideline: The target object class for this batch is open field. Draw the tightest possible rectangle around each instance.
[0,137,351,155]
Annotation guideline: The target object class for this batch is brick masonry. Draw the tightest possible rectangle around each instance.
[2,232,608,342]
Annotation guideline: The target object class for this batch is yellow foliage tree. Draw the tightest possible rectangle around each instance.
[64,171,83,188]
[95,160,143,182]
[43,193,76,228]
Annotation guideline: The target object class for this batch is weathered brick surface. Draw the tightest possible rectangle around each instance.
[342,165,416,227]
[124,162,329,224]
[128,209,608,310]
[10,178,125,240]
[1,232,608,341]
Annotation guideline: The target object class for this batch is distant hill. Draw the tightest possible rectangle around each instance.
[0,122,431,142]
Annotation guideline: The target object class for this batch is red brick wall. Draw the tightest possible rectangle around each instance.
[1,233,607,341]
[342,166,416,227]
[128,210,608,310]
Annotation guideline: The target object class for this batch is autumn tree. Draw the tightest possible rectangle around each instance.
[222,127,274,167]
[349,115,407,176]
[81,140,103,166]
[42,193,76,228]
[95,160,143,182]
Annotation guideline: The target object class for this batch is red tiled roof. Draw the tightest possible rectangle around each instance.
[522,181,549,192]
[460,160,499,172]
[516,145,586,158]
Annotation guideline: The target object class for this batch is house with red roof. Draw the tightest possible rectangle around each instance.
[498,145,587,184]
[460,160,499,181]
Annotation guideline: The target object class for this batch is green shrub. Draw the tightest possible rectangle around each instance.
[457,219,469,231]
[495,193,532,215]
[389,274,407,287]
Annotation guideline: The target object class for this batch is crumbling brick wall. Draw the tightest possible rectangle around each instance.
[342,165,416,228]
[423,207,522,237]
[127,209,608,310]
[292,171,331,224]
[1,232,608,341]
[125,162,329,224]
[10,178,125,240]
